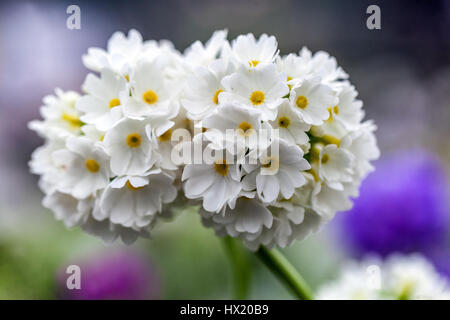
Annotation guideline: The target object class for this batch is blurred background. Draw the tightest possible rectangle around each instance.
[0,0,449,299]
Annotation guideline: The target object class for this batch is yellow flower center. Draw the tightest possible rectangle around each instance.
[278,116,290,128]
[296,95,308,109]
[126,180,144,191]
[261,156,280,171]
[158,129,172,142]
[213,89,223,105]
[62,113,83,128]
[237,121,253,137]
[214,161,229,176]
[142,90,158,105]
[126,133,142,148]
[333,105,339,114]
[287,76,293,90]
[321,154,330,164]
[250,90,265,105]
[85,159,100,173]
[109,98,121,109]
[249,60,260,67]
[322,134,340,147]
[326,107,334,122]
[125,75,130,82]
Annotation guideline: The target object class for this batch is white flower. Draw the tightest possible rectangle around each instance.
[298,47,348,84]
[28,89,82,139]
[341,121,380,179]
[202,102,271,155]
[270,100,310,146]
[383,254,450,300]
[289,77,337,126]
[81,124,105,143]
[82,29,145,75]
[318,144,354,190]
[182,146,242,213]
[201,192,273,244]
[227,33,278,68]
[122,57,177,119]
[242,139,311,203]
[316,258,382,300]
[329,83,364,130]
[103,118,157,176]
[81,214,149,245]
[42,191,93,228]
[311,180,353,220]
[95,170,177,229]
[184,29,228,68]
[221,64,288,121]
[275,53,310,87]
[317,254,450,300]
[182,59,234,120]
[76,69,127,131]
[52,137,110,199]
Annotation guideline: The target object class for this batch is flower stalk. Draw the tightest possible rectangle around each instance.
[222,237,252,299]
[255,246,314,300]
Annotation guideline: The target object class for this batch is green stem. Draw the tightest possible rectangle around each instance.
[222,237,252,299]
[255,246,314,300]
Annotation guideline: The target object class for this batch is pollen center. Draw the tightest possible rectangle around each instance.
[62,113,83,128]
[237,121,253,137]
[214,161,229,176]
[126,133,142,148]
[250,91,265,105]
[296,95,308,109]
[321,154,330,164]
[158,129,172,142]
[85,159,100,173]
[213,89,223,105]
[143,90,158,105]
[333,105,339,114]
[261,156,280,171]
[249,60,260,67]
[126,180,144,191]
[109,98,121,109]
[278,116,291,128]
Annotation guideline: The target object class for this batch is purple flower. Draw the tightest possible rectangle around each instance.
[339,150,449,258]
[58,250,159,300]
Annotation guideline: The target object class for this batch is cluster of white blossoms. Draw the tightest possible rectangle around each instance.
[317,254,450,300]
[29,29,379,248]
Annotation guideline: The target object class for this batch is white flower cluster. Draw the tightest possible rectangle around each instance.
[29,29,379,248]
[317,254,450,300]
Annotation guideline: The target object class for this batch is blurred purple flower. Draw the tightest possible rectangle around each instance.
[339,150,449,258]
[58,250,159,300]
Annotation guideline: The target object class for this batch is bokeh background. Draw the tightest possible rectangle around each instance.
[0,0,449,299]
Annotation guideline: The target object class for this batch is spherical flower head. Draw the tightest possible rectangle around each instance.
[29,29,380,250]
[58,250,159,300]
[338,150,449,257]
